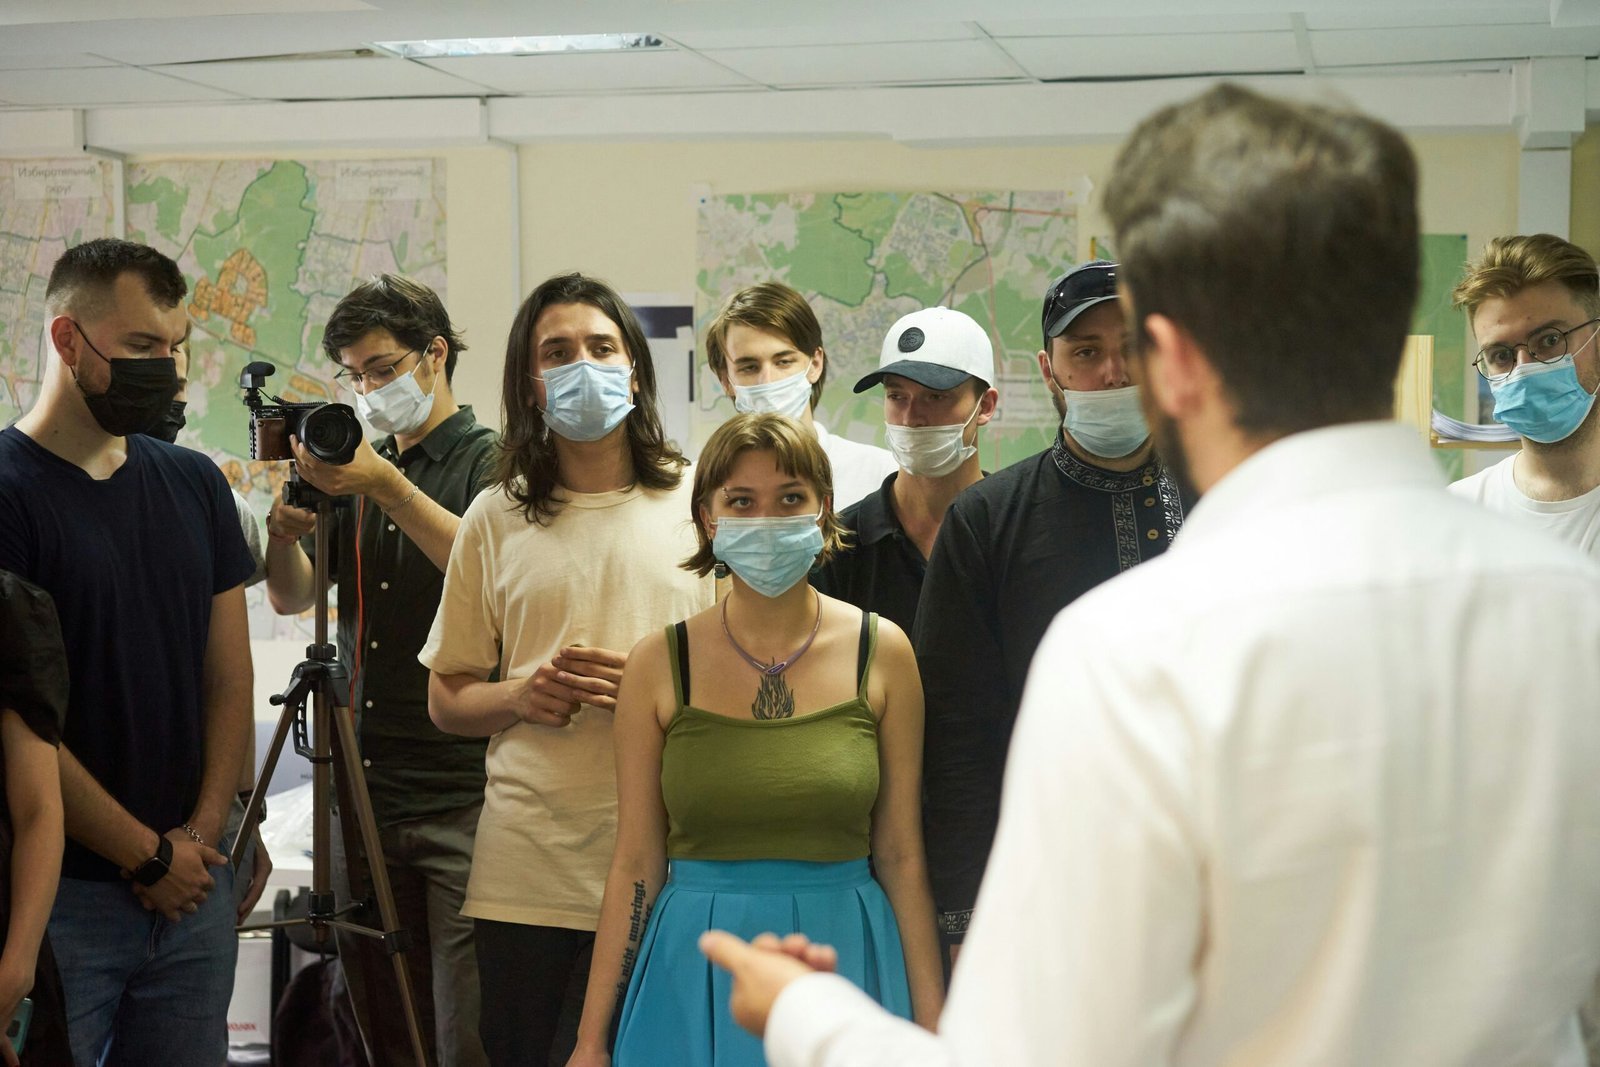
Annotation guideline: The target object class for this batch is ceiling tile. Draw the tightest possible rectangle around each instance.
[667,24,976,49]
[703,39,1022,87]
[979,15,1292,36]
[1310,25,1600,66]
[0,0,372,24]
[1303,4,1550,30]
[0,65,241,106]
[0,53,119,71]
[148,56,490,99]
[420,50,753,94]
[996,32,1302,80]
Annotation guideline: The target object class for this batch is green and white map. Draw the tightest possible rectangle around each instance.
[124,158,447,635]
[694,191,1077,469]
[0,159,118,428]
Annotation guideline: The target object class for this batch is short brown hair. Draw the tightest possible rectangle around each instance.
[46,238,186,320]
[704,283,827,410]
[1452,234,1600,322]
[322,274,466,382]
[681,413,850,576]
[1103,84,1419,435]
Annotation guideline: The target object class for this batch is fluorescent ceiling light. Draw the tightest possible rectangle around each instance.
[377,34,665,59]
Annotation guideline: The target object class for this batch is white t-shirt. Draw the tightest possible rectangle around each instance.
[815,423,897,512]
[419,475,713,930]
[1448,453,1600,558]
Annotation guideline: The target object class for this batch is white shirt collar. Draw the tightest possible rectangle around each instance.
[1178,420,1442,547]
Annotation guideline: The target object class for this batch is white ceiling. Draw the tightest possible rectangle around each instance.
[0,1,1595,109]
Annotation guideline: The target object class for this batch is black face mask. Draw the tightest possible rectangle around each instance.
[145,400,188,444]
[70,321,181,437]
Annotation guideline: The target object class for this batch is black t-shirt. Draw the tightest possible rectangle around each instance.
[0,428,254,880]
[0,570,66,748]
[813,471,928,636]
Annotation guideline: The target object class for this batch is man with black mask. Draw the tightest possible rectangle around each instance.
[0,238,255,1066]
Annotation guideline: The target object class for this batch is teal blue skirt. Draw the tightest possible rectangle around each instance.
[612,858,911,1066]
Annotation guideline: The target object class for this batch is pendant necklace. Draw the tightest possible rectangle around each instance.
[721,589,821,720]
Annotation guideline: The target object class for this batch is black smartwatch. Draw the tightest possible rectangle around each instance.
[132,834,173,887]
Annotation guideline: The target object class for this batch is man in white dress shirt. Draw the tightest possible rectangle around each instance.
[702,83,1600,1067]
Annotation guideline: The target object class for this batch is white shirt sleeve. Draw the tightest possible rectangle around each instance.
[766,973,951,1067]
[763,607,1206,1067]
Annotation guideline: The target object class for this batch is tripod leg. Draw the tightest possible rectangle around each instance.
[231,700,295,870]
[330,703,433,1067]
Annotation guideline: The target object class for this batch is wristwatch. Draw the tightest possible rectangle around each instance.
[132,834,173,887]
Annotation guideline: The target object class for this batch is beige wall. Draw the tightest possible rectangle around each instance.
[137,129,1533,432]
[443,131,1521,427]
[1573,126,1600,259]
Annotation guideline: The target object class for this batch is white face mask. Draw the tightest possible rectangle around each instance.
[355,363,436,437]
[1061,384,1149,459]
[733,370,812,420]
[884,402,980,478]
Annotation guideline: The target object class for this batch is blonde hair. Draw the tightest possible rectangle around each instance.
[704,282,826,410]
[682,413,850,577]
[1453,234,1600,320]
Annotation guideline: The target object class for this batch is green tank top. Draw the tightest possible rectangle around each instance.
[659,613,881,862]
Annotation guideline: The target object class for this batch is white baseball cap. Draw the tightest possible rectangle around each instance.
[854,306,994,393]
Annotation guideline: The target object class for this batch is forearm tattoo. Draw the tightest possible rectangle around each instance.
[617,879,653,999]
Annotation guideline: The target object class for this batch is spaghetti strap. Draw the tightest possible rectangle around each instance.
[854,612,878,697]
[667,622,690,708]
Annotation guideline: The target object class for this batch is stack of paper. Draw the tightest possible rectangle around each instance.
[1431,409,1519,444]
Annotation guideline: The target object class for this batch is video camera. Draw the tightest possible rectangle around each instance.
[240,361,364,510]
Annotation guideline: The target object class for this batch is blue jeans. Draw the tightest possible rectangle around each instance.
[48,836,239,1067]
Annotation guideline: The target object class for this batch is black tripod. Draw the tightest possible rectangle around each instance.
[232,471,430,1065]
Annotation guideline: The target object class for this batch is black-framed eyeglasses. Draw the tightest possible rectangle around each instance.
[1473,318,1600,382]
[333,349,421,390]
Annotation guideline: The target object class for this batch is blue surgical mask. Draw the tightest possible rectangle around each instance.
[712,512,824,598]
[1490,355,1600,444]
[733,371,812,420]
[1062,384,1149,459]
[537,360,636,442]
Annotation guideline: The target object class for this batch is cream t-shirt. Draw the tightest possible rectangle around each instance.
[1448,452,1600,558]
[419,475,713,929]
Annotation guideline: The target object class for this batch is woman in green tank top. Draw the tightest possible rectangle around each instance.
[568,413,944,1067]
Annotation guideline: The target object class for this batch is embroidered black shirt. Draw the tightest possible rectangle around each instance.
[913,436,1191,939]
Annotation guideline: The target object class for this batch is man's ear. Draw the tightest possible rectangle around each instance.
[48,315,81,368]
[1141,313,1211,420]
[806,348,825,384]
[976,386,1000,425]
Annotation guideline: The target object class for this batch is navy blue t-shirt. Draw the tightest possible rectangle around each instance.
[0,427,254,880]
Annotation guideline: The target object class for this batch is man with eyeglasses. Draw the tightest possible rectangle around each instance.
[1447,233,1600,1059]
[1449,235,1600,557]
[264,274,497,1067]
[911,261,1190,964]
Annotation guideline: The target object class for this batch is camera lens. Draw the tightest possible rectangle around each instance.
[296,403,364,465]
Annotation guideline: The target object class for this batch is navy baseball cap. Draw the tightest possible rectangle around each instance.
[1042,260,1119,343]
